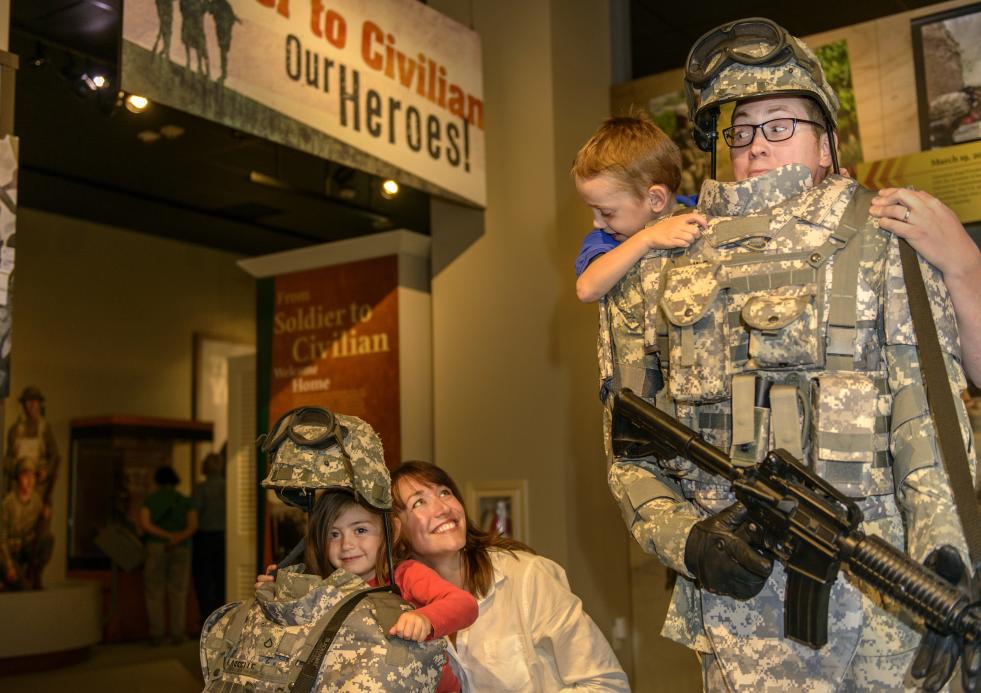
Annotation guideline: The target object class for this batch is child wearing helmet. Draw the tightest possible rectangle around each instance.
[246,407,476,693]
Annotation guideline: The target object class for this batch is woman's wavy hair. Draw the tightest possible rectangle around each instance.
[391,461,533,598]
[306,489,395,584]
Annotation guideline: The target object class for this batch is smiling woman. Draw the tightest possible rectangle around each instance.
[390,461,630,693]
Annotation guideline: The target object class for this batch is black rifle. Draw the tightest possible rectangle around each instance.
[613,388,981,649]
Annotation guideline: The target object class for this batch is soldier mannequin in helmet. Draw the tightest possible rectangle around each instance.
[604,18,979,692]
[0,458,54,590]
[3,386,60,500]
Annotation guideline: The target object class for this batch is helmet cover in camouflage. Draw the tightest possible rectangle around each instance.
[683,17,839,150]
[18,385,44,403]
[260,407,392,510]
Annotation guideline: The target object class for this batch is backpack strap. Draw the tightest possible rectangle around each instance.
[290,585,395,693]
[202,600,253,685]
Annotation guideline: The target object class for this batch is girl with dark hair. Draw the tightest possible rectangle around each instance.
[260,488,478,693]
[391,461,629,692]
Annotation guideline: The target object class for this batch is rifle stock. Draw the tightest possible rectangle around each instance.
[612,388,981,648]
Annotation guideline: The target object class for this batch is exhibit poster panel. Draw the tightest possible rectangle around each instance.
[857,139,981,223]
[120,0,486,206]
[263,254,400,565]
[0,136,16,399]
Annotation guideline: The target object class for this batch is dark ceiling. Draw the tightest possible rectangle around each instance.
[11,0,431,257]
[629,0,952,79]
[8,0,959,257]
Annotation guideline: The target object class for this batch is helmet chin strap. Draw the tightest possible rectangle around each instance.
[825,116,840,175]
[708,110,719,180]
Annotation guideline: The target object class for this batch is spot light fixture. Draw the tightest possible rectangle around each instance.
[81,73,108,91]
[125,93,149,113]
[380,179,399,199]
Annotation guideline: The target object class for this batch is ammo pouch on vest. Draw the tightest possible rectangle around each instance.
[809,372,893,497]
[661,262,730,403]
[742,287,822,369]
[200,570,446,692]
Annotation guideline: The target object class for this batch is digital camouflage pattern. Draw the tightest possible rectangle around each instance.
[602,165,976,691]
[200,565,446,692]
[261,413,392,510]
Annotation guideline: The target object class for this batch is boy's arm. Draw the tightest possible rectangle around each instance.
[576,213,705,303]
[577,233,662,303]
[396,559,479,638]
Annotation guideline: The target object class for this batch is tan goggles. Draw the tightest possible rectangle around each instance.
[258,406,348,455]
[685,17,820,89]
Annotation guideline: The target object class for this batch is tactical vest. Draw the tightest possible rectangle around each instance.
[640,165,893,503]
[200,567,446,693]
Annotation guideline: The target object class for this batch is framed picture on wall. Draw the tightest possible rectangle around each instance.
[192,333,255,479]
[911,3,981,150]
[465,479,529,544]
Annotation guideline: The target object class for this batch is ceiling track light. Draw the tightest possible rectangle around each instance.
[124,93,149,113]
[380,179,399,199]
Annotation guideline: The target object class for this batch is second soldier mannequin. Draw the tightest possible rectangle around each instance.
[603,18,978,692]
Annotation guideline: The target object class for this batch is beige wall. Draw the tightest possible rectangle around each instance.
[7,209,255,584]
[427,0,634,677]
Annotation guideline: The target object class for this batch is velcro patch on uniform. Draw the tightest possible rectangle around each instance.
[626,476,674,510]
[272,464,294,481]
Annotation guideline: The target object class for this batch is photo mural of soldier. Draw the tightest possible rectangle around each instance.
[209,0,240,85]
[151,0,174,60]
[0,458,54,590]
[3,386,59,501]
[179,0,210,77]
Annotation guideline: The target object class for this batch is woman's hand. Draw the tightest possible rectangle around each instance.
[389,611,433,642]
[869,187,981,279]
[254,563,277,590]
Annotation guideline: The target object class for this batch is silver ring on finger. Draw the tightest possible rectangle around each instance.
[903,207,911,223]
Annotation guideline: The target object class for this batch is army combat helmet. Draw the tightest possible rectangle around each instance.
[258,406,395,579]
[683,17,840,177]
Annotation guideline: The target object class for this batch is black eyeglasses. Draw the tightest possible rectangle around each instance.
[722,117,824,148]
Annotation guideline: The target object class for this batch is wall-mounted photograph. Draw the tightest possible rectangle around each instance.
[465,479,528,544]
[912,3,981,149]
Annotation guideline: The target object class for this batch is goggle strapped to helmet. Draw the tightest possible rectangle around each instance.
[685,18,823,92]
[683,17,839,178]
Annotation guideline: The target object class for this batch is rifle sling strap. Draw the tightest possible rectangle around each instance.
[898,238,981,565]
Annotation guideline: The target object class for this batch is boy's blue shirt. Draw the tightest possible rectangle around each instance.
[574,194,698,278]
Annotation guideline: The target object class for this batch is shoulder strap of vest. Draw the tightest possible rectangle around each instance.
[899,239,981,564]
[203,599,254,682]
[825,185,877,371]
[290,585,395,693]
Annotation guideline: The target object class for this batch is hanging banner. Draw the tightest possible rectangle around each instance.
[269,254,400,462]
[262,254,400,566]
[121,0,486,206]
[0,136,17,399]
[857,140,981,223]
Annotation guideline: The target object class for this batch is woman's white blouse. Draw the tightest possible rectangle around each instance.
[449,549,630,692]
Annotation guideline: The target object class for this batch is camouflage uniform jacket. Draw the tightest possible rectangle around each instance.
[200,566,446,692]
[603,164,976,689]
[0,489,44,566]
[3,415,59,496]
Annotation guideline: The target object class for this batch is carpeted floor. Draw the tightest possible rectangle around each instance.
[0,640,203,693]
